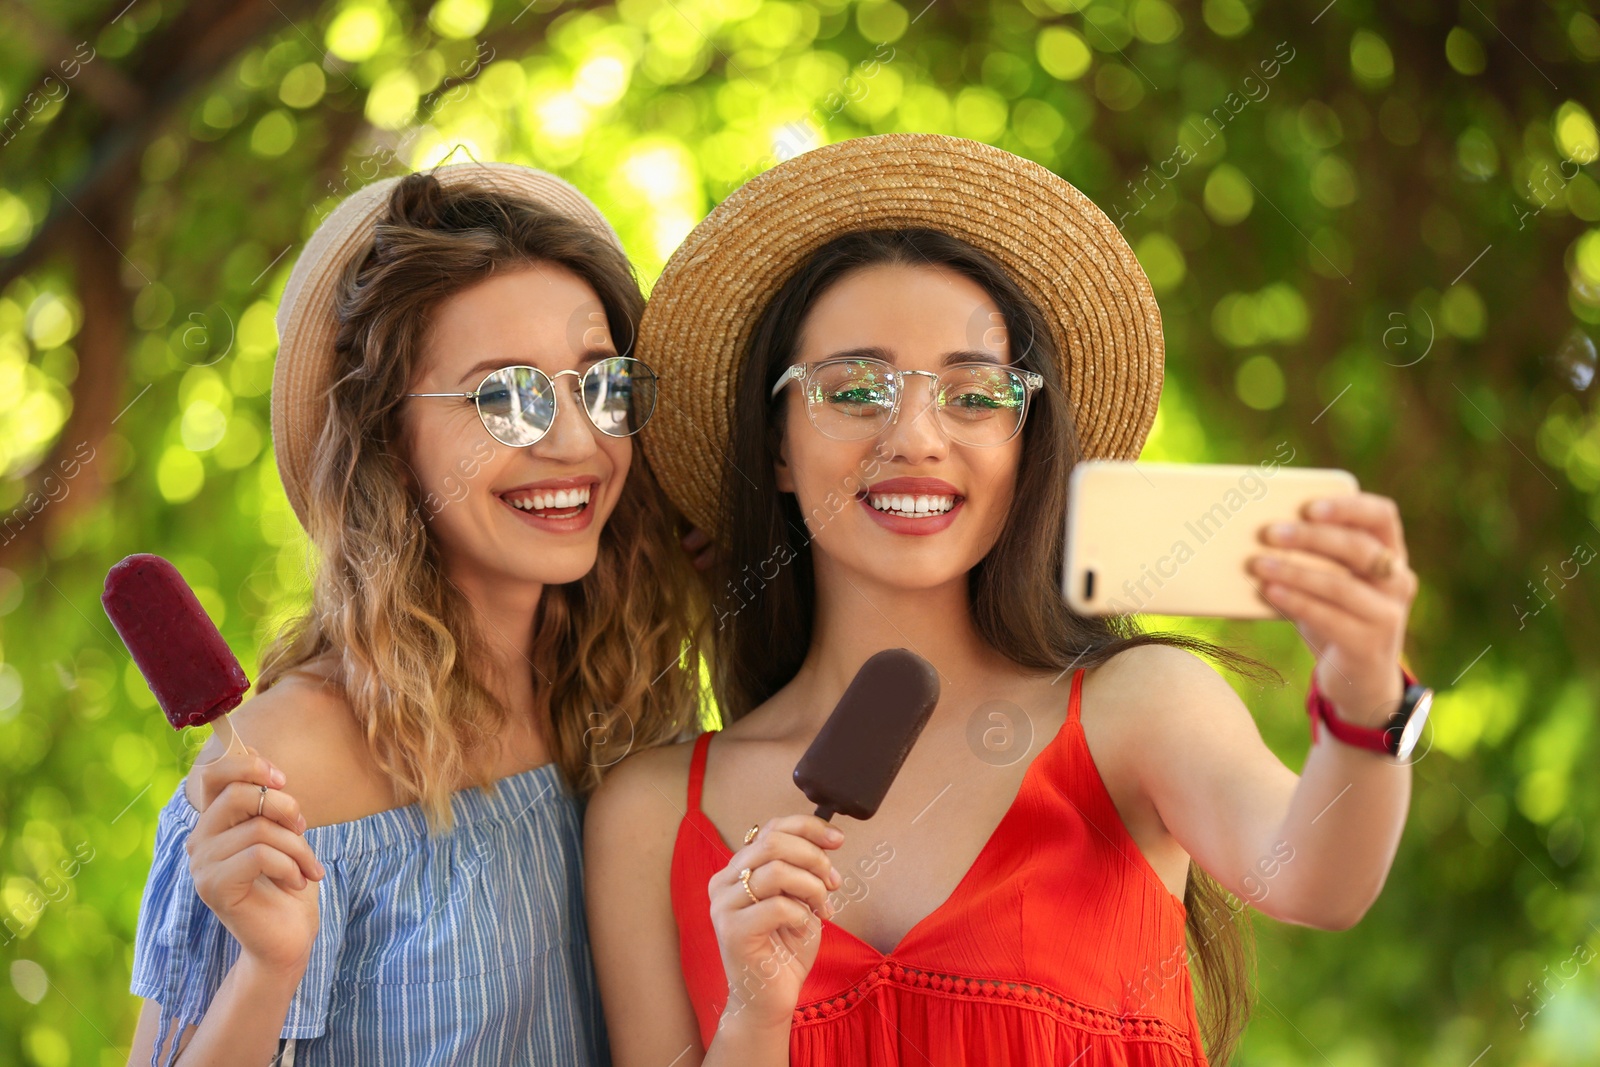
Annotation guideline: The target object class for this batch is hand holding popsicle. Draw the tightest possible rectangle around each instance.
[709,814,843,1034]
[707,649,941,1037]
[186,749,324,976]
[103,554,322,976]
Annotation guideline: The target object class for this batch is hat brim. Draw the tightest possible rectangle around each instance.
[637,133,1164,540]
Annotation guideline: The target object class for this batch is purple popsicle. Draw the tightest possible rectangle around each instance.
[102,554,249,730]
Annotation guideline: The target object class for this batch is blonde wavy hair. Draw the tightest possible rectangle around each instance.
[259,170,708,830]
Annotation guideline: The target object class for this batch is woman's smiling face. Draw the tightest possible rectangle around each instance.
[399,262,632,590]
[774,262,1023,590]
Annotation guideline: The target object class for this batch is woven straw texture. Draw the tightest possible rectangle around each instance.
[636,133,1164,538]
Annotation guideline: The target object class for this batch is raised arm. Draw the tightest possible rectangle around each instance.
[1126,492,1420,930]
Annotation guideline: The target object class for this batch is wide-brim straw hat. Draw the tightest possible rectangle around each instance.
[272,160,623,529]
[637,132,1164,541]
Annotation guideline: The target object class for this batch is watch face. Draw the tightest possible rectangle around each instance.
[1395,688,1433,760]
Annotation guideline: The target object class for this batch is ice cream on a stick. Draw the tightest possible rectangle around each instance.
[793,648,941,821]
[102,553,249,730]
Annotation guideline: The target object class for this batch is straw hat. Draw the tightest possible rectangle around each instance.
[637,133,1164,540]
[271,160,623,528]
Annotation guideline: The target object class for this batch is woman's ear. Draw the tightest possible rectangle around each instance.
[774,432,795,493]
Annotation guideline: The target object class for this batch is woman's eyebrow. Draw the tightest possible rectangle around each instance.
[944,349,1003,365]
[456,347,617,385]
[815,346,1005,366]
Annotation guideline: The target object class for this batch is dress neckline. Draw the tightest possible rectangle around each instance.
[688,675,1079,960]
[175,759,571,857]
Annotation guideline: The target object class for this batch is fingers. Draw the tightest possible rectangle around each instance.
[1296,492,1407,559]
[195,780,306,838]
[728,893,824,937]
[718,817,843,892]
[725,859,835,922]
[191,749,286,812]
[680,527,718,572]
[1261,518,1411,586]
[192,816,325,884]
[203,843,315,896]
[1250,553,1399,626]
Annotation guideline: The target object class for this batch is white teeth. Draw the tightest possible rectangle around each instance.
[866,492,955,517]
[505,485,592,512]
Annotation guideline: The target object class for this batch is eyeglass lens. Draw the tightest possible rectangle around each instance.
[803,359,1029,446]
[475,357,657,446]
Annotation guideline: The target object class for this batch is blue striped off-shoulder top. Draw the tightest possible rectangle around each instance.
[130,761,609,1066]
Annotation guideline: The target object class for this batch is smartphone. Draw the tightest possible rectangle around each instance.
[1063,459,1360,620]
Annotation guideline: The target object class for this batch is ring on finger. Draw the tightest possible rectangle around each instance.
[257,785,268,817]
[739,866,760,904]
[743,823,759,845]
[1366,548,1394,581]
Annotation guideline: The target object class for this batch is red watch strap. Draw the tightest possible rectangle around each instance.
[1306,665,1420,751]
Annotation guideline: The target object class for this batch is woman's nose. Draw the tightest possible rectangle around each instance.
[531,380,600,459]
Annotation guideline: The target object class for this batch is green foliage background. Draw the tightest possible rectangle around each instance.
[2,0,1598,1063]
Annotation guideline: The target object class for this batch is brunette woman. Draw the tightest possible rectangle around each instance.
[587,134,1426,1066]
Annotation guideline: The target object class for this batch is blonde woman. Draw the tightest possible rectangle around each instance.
[125,162,704,1066]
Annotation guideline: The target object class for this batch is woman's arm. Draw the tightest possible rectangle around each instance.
[585,745,841,1067]
[1116,644,1409,929]
[125,953,303,1067]
[126,680,342,1066]
[1122,492,1419,930]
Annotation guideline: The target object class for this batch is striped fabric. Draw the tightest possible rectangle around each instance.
[130,762,609,1066]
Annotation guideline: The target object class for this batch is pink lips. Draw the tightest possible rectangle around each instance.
[495,475,602,535]
[857,476,965,537]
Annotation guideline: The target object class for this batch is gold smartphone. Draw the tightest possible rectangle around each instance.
[1063,457,1360,619]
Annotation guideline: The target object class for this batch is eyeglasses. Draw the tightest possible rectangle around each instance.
[405,356,658,447]
[770,357,1044,447]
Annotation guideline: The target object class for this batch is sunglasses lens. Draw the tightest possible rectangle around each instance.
[939,367,1028,446]
[477,367,554,446]
[807,359,895,440]
[584,357,657,436]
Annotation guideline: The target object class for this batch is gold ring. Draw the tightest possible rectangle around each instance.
[739,867,760,904]
[257,785,268,817]
[743,823,760,845]
[1367,549,1394,581]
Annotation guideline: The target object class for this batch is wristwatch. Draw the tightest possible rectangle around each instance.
[1306,665,1433,759]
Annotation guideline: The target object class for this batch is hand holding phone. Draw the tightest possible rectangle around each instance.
[1063,457,1359,620]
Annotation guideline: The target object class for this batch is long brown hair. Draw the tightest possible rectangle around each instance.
[259,169,707,829]
[711,228,1277,1064]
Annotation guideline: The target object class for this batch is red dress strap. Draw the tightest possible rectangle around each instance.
[686,731,713,812]
[1068,665,1086,726]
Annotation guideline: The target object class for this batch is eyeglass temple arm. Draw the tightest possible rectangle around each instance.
[770,364,806,400]
[404,390,476,398]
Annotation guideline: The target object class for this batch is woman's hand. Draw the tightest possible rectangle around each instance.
[708,815,844,1034]
[1251,491,1419,727]
[186,749,324,978]
[681,527,718,572]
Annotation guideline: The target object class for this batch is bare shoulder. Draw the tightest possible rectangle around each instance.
[585,737,698,860]
[1082,643,1269,785]
[185,659,394,826]
[1087,643,1254,726]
